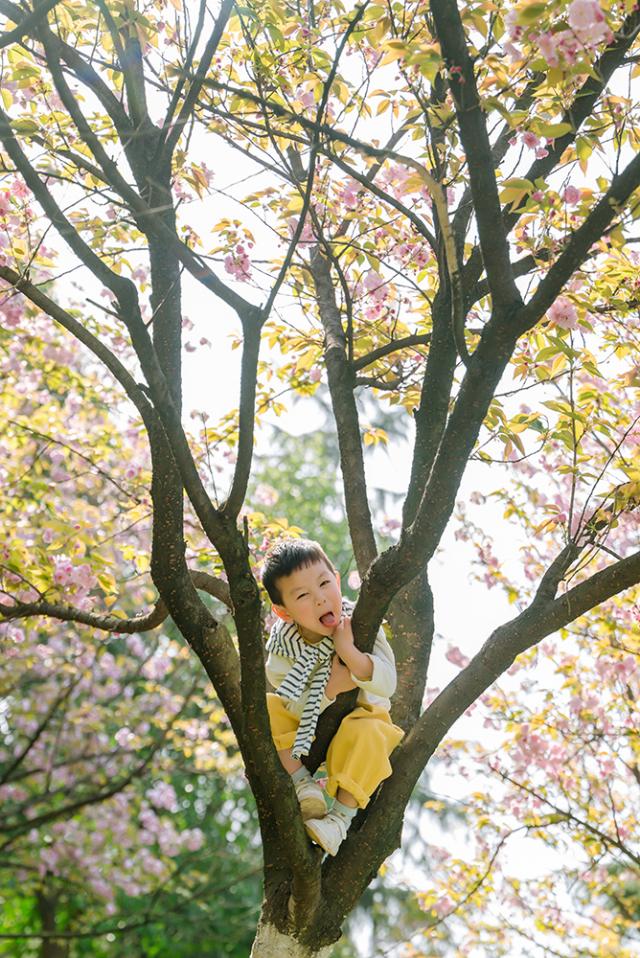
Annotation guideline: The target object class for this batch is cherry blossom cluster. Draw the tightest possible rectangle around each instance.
[224,242,253,282]
[505,0,613,67]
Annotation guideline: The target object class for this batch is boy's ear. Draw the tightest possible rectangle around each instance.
[272,604,293,622]
[335,570,341,590]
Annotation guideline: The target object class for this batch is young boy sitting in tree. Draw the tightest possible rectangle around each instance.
[261,538,404,856]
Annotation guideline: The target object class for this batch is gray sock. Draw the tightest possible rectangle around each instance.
[291,765,312,785]
[332,799,358,824]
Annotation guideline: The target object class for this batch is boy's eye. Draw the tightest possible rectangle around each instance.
[297,592,308,599]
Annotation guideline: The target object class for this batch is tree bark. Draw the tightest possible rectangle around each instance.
[250,921,334,958]
[36,890,68,958]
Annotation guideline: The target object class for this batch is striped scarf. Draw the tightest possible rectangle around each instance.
[267,615,341,759]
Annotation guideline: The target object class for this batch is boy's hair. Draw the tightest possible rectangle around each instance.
[261,538,335,605]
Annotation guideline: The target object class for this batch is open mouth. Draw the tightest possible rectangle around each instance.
[319,611,337,628]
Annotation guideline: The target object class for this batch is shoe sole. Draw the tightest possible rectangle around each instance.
[305,820,339,856]
[299,797,328,821]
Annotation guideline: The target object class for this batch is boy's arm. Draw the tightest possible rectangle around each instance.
[332,617,397,698]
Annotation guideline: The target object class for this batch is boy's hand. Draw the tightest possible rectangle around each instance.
[325,654,358,698]
[331,615,374,682]
[332,615,355,660]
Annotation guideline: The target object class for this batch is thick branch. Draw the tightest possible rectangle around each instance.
[95,0,150,130]
[430,0,521,309]
[222,323,262,519]
[402,286,458,526]
[309,246,377,571]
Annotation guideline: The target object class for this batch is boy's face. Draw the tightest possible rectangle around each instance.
[272,560,342,641]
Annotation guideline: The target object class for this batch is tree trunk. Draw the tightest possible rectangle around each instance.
[250,921,334,958]
[36,890,68,958]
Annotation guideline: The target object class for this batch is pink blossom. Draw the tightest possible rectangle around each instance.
[563,185,581,205]
[53,556,74,585]
[362,270,387,304]
[297,89,316,111]
[568,0,605,37]
[522,131,540,150]
[127,633,146,658]
[147,780,178,812]
[115,727,135,748]
[433,895,454,917]
[11,177,29,199]
[505,9,523,40]
[340,176,360,210]
[547,296,579,330]
[254,483,279,507]
[224,244,252,282]
[287,215,314,246]
[139,807,160,832]
[142,653,172,680]
[536,31,561,67]
[182,827,205,852]
[445,645,470,669]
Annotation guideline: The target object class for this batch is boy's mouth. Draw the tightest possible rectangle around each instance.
[319,611,337,628]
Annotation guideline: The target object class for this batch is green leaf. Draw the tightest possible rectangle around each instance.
[499,177,534,207]
[515,2,548,24]
[531,121,574,139]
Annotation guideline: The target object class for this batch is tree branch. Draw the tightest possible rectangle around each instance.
[222,322,263,519]
[518,150,640,331]
[430,0,521,311]
[309,246,378,571]
[0,569,231,631]
[159,0,235,161]
[0,0,60,49]
[95,0,150,130]
[353,333,431,371]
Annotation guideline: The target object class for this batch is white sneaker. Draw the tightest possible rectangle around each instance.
[294,777,327,821]
[305,812,348,856]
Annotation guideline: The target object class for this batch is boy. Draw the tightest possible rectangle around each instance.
[261,538,404,856]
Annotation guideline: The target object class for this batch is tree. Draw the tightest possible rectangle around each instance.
[1,0,639,955]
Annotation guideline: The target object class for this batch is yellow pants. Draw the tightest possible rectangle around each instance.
[267,693,404,809]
